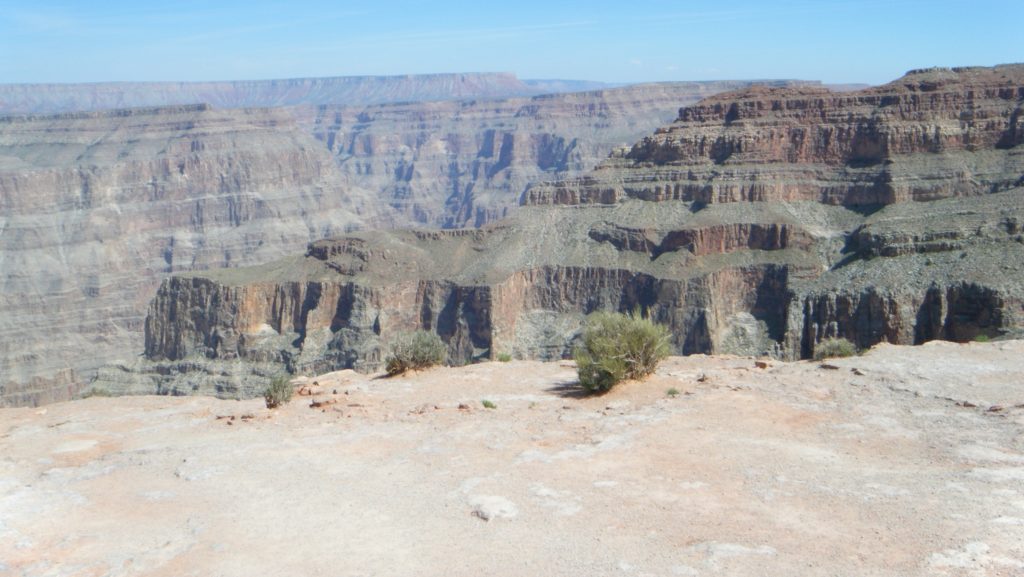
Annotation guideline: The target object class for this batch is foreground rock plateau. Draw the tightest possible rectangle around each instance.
[109,65,1024,397]
[3,341,1024,576]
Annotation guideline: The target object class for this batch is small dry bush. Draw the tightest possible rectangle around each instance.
[574,310,671,393]
[386,330,447,375]
[263,374,293,409]
[813,337,857,360]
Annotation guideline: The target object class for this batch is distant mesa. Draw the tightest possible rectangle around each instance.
[0,73,611,116]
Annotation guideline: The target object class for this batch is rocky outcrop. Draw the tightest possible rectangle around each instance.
[526,65,1024,206]
[793,190,1024,352]
[296,80,818,227]
[0,73,586,115]
[122,215,813,397]
[99,66,1024,398]
[587,222,813,257]
[114,185,1023,398]
[0,105,376,405]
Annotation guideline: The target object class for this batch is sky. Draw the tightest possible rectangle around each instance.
[0,0,1021,86]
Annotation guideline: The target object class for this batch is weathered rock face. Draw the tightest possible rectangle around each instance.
[102,65,1024,398]
[0,73,593,115]
[296,80,816,228]
[0,105,376,406]
[791,190,1024,353]
[526,65,1024,206]
[118,201,827,396]
[119,190,1024,398]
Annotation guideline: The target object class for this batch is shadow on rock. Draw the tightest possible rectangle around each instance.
[546,379,593,399]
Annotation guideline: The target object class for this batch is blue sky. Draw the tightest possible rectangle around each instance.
[1,0,1021,85]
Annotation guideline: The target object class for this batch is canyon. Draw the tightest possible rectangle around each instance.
[1,77,796,405]
[92,65,1024,399]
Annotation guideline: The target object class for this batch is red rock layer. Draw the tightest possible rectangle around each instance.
[527,65,1024,206]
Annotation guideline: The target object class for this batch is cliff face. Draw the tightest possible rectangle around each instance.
[102,65,1024,398]
[296,81,815,228]
[120,201,828,397]
[120,190,1024,399]
[0,105,376,406]
[526,65,1024,206]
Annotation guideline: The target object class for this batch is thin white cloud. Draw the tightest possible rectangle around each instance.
[629,0,926,26]
[372,19,597,44]
[7,7,78,32]
[5,5,369,41]
[286,19,598,55]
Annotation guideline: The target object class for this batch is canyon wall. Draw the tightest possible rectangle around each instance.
[119,190,1022,399]
[296,80,814,228]
[526,65,1024,206]
[0,105,375,405]
[100,65,1024,398]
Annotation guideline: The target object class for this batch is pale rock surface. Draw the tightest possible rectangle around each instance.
[3,341,1023,576]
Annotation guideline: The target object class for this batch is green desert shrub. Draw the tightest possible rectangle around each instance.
[81,387,112,399]
[574,310,671,393]
[813,337,857,360]
[385,330,447,375]
[263,374,294,409]
[496,353,513,363]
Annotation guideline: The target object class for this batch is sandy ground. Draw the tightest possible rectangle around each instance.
[2,340,1024,577]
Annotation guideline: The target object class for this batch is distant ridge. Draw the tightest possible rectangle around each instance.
[0,72,849,116]
[0,72,561,115]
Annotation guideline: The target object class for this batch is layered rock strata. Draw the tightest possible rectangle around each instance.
[526,65,1024,206]
[99,188,1024,397]
[296,80,816,228]
[0,105,374,405]
[97,65,1024,398]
